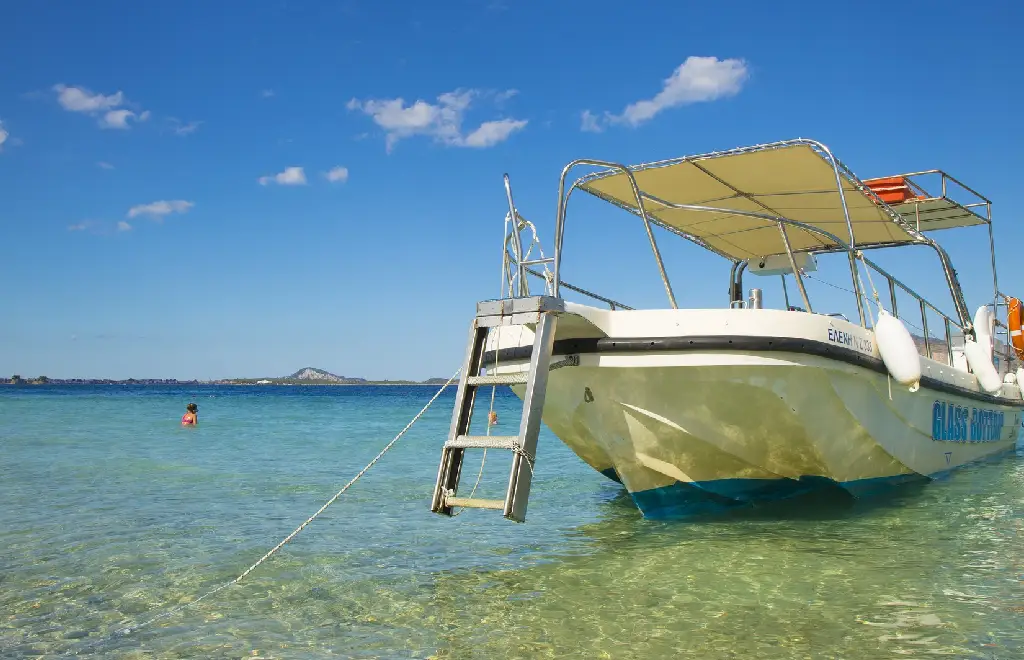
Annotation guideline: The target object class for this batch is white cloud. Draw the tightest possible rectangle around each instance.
[261,89,275,98]
[117,221,132,232]
[581,56,748,131]
[462,119,527,147]
[101,109,150,130]
[97,161,114,169]
[0,120,7,151]
[53,83,150,130]
[54,84,124,113]
[127,199,194,219]
[347,88,527,151]
[580,110,603,133]
[325,166,349,183]
[494,89,518,104]
[68,222,90,231]
[170,119,201,136]
[258,166,307,186]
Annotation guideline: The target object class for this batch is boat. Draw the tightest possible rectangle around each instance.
[430,138,1024,521]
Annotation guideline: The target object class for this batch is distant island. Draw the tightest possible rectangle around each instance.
[215,367,451,386]
[5,367,451,386]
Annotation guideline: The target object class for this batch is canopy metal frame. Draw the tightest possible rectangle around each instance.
[547,138,995,341]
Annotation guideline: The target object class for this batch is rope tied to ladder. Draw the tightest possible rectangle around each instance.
[70,368,462,655]
[452,334,502,516]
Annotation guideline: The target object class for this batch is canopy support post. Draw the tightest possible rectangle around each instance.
[987,211,999,323]
[848,252,867,327]
[776,222,812,313]
[817,144,869,328]
[555,159,677,308]
[729,261,739,306]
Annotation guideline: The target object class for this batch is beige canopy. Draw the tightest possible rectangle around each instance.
[578,143,972,262]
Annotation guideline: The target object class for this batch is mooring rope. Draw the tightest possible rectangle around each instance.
[69,368,461,655]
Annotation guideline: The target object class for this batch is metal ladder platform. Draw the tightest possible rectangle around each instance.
[430,295,564,523]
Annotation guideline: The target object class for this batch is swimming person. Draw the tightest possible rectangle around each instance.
[181,403,198,426]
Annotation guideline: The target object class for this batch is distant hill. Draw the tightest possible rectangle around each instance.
[286,367,367,384]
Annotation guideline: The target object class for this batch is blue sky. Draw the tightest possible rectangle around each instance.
[1,1,1022,380]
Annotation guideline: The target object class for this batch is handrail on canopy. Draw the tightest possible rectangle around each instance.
[554,158,678,309]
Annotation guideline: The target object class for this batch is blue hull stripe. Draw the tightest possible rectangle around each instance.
[629,474,929,520]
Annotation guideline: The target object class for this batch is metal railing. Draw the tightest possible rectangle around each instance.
[523,268,633,310]
[878,169,993,213]
[858,254,963,366]
[500,194,633,311]
[988,293,1020,373]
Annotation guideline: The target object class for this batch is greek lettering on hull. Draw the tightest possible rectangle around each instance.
[827,327,873,354]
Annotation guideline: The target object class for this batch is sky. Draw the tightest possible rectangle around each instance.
[1,0,1022,380]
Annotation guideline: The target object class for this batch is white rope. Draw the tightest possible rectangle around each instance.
[854,267,877,329]
[75,368,462,652]
[453,332,499,516]
[804,261,882,328]
[804,272,857,296]
[855,251,884,328]
[503,212,554,297]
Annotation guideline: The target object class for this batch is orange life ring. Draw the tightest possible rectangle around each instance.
[1008,297,1024,361]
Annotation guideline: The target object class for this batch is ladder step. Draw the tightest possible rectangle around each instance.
[444,496,505,510]
[467,373,530,386]
[431,309,558,523]
[445,435,521,451]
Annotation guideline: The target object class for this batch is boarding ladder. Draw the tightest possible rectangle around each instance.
[430,295,566,523]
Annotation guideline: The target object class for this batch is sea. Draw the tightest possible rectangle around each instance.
[2,384,1024,659]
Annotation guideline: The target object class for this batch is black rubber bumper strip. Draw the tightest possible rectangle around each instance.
[481,335,1015,406]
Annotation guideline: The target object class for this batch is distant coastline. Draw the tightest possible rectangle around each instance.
[215,378,450,386]
[2,378,450,386]
[4,368,451,387]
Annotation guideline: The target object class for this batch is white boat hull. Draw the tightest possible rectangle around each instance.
[487,306,1024,518]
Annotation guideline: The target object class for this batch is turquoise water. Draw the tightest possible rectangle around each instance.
[2,385,1024,659]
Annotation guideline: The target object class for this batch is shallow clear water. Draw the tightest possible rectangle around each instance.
[2,384,1024,659]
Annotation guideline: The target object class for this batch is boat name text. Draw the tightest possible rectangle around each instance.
[827,328,873,354]
[931,400,1005,443]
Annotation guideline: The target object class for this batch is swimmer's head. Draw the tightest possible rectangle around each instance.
[186,403,198,413]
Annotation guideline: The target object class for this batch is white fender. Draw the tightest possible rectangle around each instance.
[1017,367,1024,400]
[973,305,995,359]
[874,310,921,391]
[964,338,1002,393]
